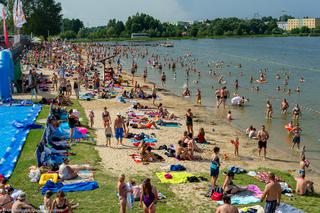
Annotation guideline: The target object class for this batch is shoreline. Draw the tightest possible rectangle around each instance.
[71,33,320,43]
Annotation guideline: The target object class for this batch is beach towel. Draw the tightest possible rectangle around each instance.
[246,185,263,198]
[217,191,260,205]
[41,180,99,195]
[255,172,283,183]
[170,164,186,171]
[129,154,142,163]
[276,203,304,213]
[239,205,264,213]
[228,166,246,174]
[155,172,195,184]
[63,170,94,184]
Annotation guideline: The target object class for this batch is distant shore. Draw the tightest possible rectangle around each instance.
[72,33,320,43]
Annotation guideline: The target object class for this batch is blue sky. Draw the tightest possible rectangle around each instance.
[56,0,320,27]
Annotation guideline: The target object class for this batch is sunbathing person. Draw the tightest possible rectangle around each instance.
[195,128,207,143]
[176,140,192,160]
[139,141,157,162]
[133,102,149,110]
[131,120,158,129]
[295,173,314,195]
[222,171,245,195]
[58,158,78,181]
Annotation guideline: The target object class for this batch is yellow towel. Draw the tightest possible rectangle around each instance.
[155,172,194,184]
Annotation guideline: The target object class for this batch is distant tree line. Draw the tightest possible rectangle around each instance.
[1,1,319,40]
[60,13,320,40]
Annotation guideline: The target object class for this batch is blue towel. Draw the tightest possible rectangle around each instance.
[170,164,186,171]
[41,180,99,195]
[217,194,260,205]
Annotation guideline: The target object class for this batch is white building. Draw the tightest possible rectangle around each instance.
[277,22,288,31]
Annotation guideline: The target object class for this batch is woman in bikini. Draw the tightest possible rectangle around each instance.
[118,174,131,213]
[51,190,72,213]
[102,107,111,128]
[140,178,158,213]
[222,172,245,195]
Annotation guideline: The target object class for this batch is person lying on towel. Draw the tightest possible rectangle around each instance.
[59,159,78,181]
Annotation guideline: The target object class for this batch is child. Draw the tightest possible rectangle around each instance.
[43,190,53,213]
[300,145,306,158]
[230,137,239,156]
[105,120,112,147]
[89,110,95,128]
[227,111,233,120]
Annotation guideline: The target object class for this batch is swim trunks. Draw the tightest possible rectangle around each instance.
[115,128,124,139]
[293,136,300,144]
[258,140,267,149]
[264,200,277,213]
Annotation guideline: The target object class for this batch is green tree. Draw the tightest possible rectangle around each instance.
[190,26,199,37]
[23,0,62,38]
[63,18,84,33]
[60,30,76,40]
[300,26,310,34]
[290,28,300,34]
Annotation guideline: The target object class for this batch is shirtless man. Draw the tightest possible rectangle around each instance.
[295,173,314,195]
[291,123,302,150]
[261,173,282,213]
[114,113,125,145]
[102,107,111,128]
[257,125,269,160]
[280,99,289,114]
[215,195,239,213]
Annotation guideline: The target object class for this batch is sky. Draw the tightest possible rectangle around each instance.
[56,0,320,27]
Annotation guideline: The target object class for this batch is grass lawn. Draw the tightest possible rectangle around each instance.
[7,101,320,212]
[7,101,188,212]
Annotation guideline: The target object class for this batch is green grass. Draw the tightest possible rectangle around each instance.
[7,101,188,213]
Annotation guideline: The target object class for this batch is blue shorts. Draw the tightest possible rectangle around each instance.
[115,128,124,139]
[265,200,277,213]
[293,136,300,144]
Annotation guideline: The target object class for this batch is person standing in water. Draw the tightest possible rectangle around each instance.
[196,89,201,104]
[291,123,302,150]
[152,84,157,105]
[261,173,282,213]
[161,72,166,88]
[257,125,269,160]
[281,99,289,114]
[266,100,273,119]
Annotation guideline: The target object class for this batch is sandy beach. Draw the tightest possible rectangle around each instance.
[20,63,319,211]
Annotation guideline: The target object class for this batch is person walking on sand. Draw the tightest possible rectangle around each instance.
[261,173,282,213]
[266,100,273,119]
[114,113,125,145]
[291,123,302,150]
[105,120,113,147]
[102,107,111,128]
[185,109,194,137]
[257,125,269,160]
[216,195,239,213]
[152,84,157,105]
[230,137,239,156]
[89,110,95,128]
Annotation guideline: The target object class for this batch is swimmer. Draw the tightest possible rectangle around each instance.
[296,86,301,93]
[300,77,305,83]
[276,86,281,91]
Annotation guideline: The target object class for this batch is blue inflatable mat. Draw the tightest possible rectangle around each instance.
[0,104,42,179]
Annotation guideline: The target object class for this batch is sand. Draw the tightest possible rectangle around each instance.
[16,58,320,212]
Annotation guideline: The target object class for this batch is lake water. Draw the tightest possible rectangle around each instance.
[107,37,320,170]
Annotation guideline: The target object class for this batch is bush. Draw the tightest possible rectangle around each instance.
[60,30,77,40]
